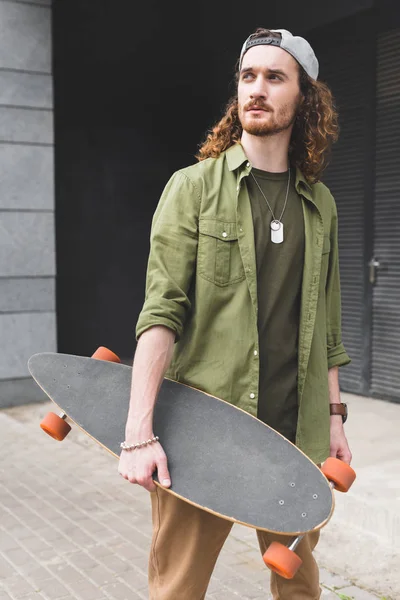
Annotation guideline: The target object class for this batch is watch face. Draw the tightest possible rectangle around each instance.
[343,403,348,423]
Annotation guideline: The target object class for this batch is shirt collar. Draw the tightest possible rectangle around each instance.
[225,143,313,196]
[294,167,313,197]
[226,143,249,172]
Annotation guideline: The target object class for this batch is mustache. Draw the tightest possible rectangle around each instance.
[244,100,272,112]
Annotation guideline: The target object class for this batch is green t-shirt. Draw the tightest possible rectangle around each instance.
[246,167,305,442]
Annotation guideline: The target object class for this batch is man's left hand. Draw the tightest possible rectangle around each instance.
[329,418,352,464]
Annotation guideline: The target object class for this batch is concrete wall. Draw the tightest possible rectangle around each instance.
[0,0,54,407]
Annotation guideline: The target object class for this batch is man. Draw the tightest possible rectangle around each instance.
[119,27,352,600]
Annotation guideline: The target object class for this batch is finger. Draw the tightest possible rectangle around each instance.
[118,465,128,479]
[136,471,156,491]
[343,452,352,465]
[138,477,156,492]
[336,448,352,465]
[146,480,156,493]
[119,467,137,484]
[157,458,171,488]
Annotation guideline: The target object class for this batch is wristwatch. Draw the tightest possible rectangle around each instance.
[330,402,348,423]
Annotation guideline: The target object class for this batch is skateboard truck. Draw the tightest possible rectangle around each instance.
[263,457,356,579]
[40,346,121,441]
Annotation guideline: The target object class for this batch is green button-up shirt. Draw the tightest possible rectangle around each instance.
[136,143,351,464]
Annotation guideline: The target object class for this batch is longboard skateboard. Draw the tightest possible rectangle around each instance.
[28,346,356,579]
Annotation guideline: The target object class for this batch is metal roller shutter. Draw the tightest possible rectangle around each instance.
[370,28,400,400]
[308,16,374,394]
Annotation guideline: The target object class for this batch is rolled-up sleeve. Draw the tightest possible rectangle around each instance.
[135,170,201,342]
[326,202,351,370]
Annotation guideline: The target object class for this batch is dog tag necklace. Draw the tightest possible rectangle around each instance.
[250,167,291,244]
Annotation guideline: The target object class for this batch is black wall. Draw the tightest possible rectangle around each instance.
[273,0,374,32]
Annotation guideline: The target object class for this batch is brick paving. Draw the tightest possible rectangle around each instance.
[0,402,385,600]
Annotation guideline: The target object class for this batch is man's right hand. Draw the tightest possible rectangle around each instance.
[118,440,171,493]
[119,325,176,492]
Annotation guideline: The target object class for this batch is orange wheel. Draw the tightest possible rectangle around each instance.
[40,412,71,441]
[263,541,303,579]
[91,346,121,363]
[321,457,356,492]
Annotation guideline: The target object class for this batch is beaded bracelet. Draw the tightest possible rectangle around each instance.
[120,436,159,451]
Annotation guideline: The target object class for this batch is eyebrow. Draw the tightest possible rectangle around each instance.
[240,66,289,79]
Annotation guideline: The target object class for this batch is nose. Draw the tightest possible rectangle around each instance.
[250,75,267,101]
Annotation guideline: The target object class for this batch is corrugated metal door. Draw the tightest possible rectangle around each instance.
[370,28,400,400]
[308,14,374,395]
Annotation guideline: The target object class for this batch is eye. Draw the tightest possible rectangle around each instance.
[242,72,254,81]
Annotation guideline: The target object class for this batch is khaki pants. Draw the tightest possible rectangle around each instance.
[149,487,321,600]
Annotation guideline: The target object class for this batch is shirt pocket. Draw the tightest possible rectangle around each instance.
[198,218,246,286]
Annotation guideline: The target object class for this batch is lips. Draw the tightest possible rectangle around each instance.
[246,105,269,112]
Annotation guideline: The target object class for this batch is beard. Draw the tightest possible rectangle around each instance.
[239,97,300,137]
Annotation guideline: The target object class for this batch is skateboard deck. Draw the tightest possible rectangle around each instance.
[28,350,335,536]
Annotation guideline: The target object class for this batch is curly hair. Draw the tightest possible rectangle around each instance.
[196,30,339,184]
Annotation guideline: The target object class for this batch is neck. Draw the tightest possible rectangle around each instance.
[240,129,291,172]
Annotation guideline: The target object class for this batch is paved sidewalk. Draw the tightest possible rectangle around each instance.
[0,401,393,600]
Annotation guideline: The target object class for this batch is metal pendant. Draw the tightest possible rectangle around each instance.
[270,220,284,244]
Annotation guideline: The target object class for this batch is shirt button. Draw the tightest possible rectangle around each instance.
[254,350,258,356]
[250,393,255,399]
[246,162,250,167]
[237,184,240,192]
[239,227,243,232]
[222,232,227,238]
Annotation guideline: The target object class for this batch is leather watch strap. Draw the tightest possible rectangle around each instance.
[330,403,348,423]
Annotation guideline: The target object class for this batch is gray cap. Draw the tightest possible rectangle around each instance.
[239,29,319,80]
